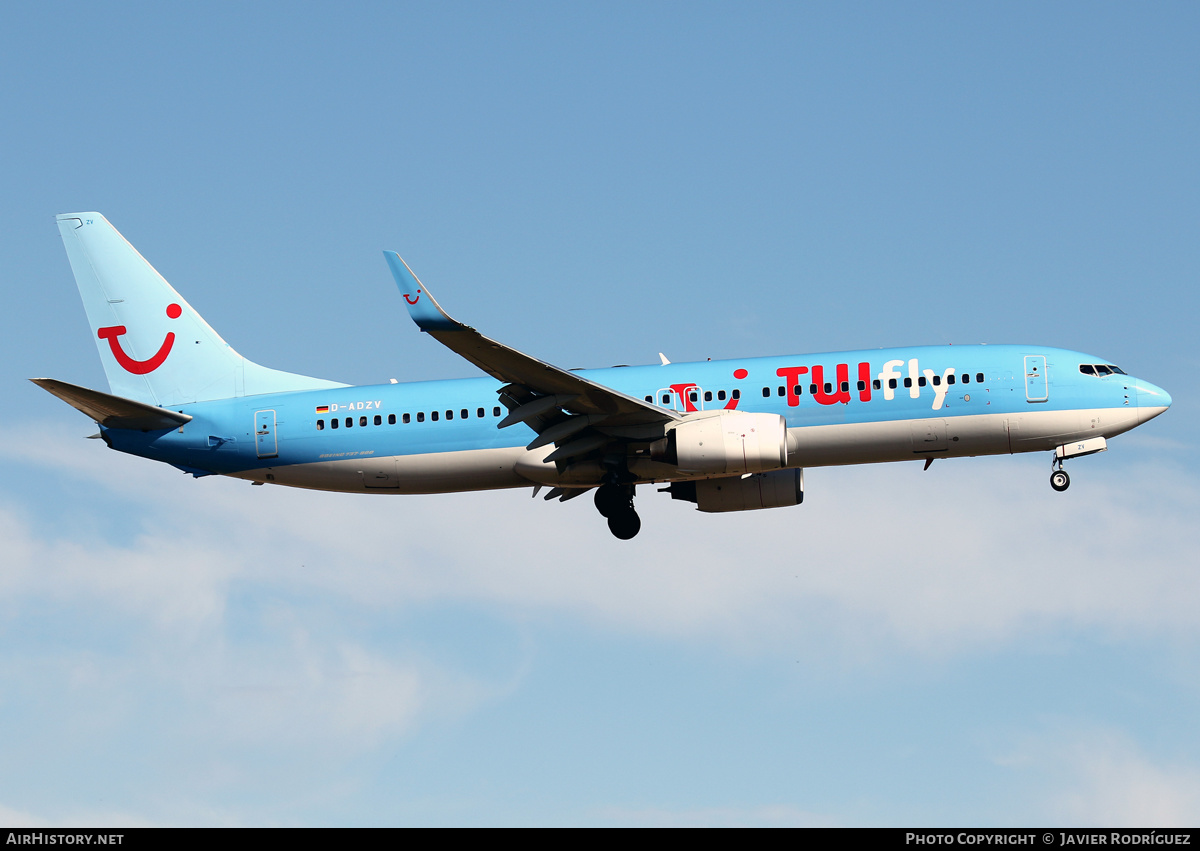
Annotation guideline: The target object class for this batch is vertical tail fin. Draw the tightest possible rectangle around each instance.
[56,213,346,406]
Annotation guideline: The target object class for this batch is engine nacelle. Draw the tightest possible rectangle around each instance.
[669,468,805,513]
[651,411,788,475]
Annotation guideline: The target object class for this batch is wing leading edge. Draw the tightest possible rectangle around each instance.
[383,251,679,469]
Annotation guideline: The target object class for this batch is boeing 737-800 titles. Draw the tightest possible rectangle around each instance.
[34,213,1171,539]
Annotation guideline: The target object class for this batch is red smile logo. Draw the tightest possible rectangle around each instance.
[403,289,422,305]
[97,303,182,375]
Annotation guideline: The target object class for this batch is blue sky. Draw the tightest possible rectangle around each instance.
[1,2,1198,826]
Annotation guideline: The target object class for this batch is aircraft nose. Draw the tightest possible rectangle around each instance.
[1135,380,1171,423]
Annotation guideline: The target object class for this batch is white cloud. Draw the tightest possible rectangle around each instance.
[0,803,40,828]
[3,422,1200,824]
[1003,726,1200,827]
[0,802,155,828]
[0,428,528,786]
[4,422,1200,661]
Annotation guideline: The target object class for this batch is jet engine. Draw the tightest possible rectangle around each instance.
[668,468,805,513]
[650,411,788,475]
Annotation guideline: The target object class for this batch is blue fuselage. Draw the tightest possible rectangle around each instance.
[102,343,1169,493]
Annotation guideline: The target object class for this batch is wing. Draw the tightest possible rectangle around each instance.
[384,252,679,467]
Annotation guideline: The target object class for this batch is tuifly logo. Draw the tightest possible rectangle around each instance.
[96,303,181,375]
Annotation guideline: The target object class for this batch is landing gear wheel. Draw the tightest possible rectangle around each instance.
[1050,469,1070,492]
[594,484,629,519]
[607,510,641,540]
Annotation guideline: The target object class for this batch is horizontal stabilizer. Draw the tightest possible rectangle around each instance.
[31,378,193,430]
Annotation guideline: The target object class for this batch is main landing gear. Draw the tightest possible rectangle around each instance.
[1050,457,1071,492]
[595,482,640,540]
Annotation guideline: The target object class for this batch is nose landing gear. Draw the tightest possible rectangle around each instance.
[1049,437,1107,492]
[595,482,641,539]
[1050,457,1071,492]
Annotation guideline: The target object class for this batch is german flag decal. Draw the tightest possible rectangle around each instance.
[315,405,329,414]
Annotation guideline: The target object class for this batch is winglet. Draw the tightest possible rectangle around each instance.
[383,251,460,332]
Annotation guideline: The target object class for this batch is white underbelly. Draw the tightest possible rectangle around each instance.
[786,406,1139,467]
[228,407,1140,493]
[229,445,528,493]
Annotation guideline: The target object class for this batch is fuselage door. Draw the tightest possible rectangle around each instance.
[1024,356,1049,402]
[255,409,278,458]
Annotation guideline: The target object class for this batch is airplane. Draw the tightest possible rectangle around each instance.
[33,213,1172,540]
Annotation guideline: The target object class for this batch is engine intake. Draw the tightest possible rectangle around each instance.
[650,411,788,475]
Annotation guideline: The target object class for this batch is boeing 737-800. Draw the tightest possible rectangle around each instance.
[34,213,1171,539]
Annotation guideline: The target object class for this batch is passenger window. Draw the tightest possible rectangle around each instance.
[762,387,770,397]
[889,378,897,389]
[417,412,425,423]
[932,375,941,386]
[976,373,984,383]
[663,394,671,404]
[903,378,912,388]
[493,407,501,417]
[331,418,339,429]
[374,415,382,426]
[477,407,485,417]
[388,414,396,425]
[947,375,955,385]
[732,389,740,400]
[823,383,832,394]
[645,395,652,402]
[793,385,803,396]
[857,381,866,392]
[717,390,726,400]
[690,392,698,402]
[704,391,712,402]
[840,381,849,392]
[809,383,817,394]
[873,379,881,390]
[316,419,324,430]
[918,377,926,387]
[346,417,353,428]
[359,416,367,427]
[432,411,440,421]
[777,386,785,397]
[403,413,411,424]
[461,409,468,419]
[446,410,454,420]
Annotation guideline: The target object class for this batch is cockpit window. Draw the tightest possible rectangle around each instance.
[1080,363,1126,377]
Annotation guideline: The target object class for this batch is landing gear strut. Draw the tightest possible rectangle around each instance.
[595,482,640,540]
[1050,457,1070,492]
